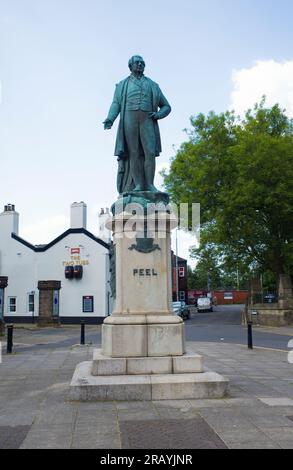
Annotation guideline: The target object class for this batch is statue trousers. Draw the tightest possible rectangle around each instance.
[124,110,156,163]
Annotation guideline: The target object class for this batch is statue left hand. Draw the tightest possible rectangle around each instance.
[148,112,159,120]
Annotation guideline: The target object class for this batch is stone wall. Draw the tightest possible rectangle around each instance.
[248,303,293,326]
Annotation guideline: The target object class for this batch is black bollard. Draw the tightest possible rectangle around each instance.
[7,324,13,353]
[80,320,85,345]
[247,321,253,349]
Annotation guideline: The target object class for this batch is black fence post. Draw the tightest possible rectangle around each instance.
[80,320,85,345]
[247,321,253,349]
[7,324,13,353]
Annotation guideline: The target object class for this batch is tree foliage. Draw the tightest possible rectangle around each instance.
[187,245,249,290]
[164,100,293,279]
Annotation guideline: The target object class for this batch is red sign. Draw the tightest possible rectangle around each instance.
[71,248,80,255]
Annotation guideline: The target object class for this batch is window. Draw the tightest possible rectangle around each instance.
[83,296,94,313]
[9,297,16,313]
[178,267,185,278]
[28,293,35,313]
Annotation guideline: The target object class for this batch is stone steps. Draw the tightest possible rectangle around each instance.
[69,360,229,401]
[92,348,204,376]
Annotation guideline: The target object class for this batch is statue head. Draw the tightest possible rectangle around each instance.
[128,55,145,74]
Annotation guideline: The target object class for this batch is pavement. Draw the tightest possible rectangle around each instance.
[1,323,293,449]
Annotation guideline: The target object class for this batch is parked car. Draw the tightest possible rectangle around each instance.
[172,301,191,320]
[172,301,182,317]
[197,297,213,313]
[180,301,191,320]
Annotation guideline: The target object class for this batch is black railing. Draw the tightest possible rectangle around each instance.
[80,320,85,345]
[251,293,278,304]
[7,324,13,353]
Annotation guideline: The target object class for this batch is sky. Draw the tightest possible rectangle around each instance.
[1,0,293,266]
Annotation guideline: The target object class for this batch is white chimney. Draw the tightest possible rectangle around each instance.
[0,204,19,236]
[70,202,87,229]
[98,207,111,242]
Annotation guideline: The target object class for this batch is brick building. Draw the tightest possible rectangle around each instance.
[171,252,188,302]
[188,289,249,305]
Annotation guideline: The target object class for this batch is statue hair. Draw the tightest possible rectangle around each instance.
[128,55,145,71]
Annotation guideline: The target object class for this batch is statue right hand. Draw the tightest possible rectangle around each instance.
[103,119,113,130]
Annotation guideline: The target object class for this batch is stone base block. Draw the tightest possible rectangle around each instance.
[127,356,172,375]
[151,372,228,400]
[70,362,152,401]
[69,361,228,401]
[102,316,184,357]
[148,324,184,356]
[92,350,127,375]
[102,324,148,357]
[173,354,203,373]
[92,349,203,375]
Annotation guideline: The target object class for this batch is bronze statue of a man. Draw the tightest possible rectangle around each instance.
[104,55,171,194]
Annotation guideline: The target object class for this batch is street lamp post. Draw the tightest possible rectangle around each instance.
[175,228,179,302]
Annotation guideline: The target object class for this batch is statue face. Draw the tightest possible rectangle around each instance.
[130,56,145,74]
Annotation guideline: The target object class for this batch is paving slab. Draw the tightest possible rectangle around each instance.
[228,441,280,449]
[120,418,227,449]
[115,401,158,411]
[0,426,31,449]
[278,441,293,449]
[154,407,200,421]
[71,432,121,449]
[1,328,293,449]
[20,424,73,449]
[259,398,293,406]
[260,426,293,440]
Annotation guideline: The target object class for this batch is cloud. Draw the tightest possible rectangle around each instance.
[230,60,293,117]
[171,228,198,269]
[22,215,68,244]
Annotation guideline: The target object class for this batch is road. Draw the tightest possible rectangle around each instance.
[185,304,293,351]
[4,304,293,353]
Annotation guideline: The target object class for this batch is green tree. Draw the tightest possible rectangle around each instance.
[191,246,222,290]
[187,265,197,289]
[164,100,293,280]
[188,244,249,290]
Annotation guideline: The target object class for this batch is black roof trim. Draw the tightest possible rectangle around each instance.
[11,228,110,252]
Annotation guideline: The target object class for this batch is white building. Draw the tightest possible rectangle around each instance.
[0,202,112,324]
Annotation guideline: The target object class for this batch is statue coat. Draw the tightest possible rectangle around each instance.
[106,76,171,159]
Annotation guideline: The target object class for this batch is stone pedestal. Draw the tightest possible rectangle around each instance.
[70,207,228,400]
[37,281,61,327]
[102,210,186,357]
